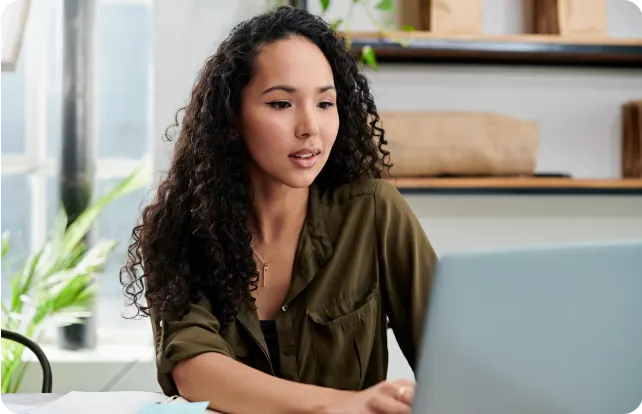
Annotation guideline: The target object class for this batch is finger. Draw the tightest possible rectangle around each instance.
[368,394,412,414]
[380,380,416,405]
[398,386,415,406]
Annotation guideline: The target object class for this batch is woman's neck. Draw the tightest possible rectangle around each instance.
[248,176,309,245]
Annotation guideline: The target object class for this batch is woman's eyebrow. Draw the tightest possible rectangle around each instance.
[261,85,336,94]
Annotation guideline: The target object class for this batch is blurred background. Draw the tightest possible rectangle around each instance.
[1,0,641,396]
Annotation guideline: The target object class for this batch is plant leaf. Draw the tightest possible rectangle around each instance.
[58,164,148,268]
[6,248,46,326]
[361,45,378,71]
[2,340,25,393]
[1,302,10,325]
[0,167,147,393]
[1,232,10,260]
[331,19,343,31]
[9,274,22,317]
[50,240,117,282]
[375,0,394,12]
[320,0,330,12]
[32,275,96,327]
[11,362,29,394]
[35,208,69,276]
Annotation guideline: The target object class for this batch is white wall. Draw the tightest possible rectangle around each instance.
[152,0,276,181]
[18,0,640,394]
[150,0,642,383]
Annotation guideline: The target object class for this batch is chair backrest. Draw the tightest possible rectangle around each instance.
[1,329,53,393]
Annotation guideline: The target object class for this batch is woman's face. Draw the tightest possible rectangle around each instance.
[240,36,339,189]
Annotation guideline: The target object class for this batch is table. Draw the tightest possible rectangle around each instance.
[1,392,221,413]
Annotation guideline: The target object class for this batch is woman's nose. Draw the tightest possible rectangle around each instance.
[295,109,320,139]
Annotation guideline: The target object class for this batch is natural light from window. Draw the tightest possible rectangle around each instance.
[1,0,154,347]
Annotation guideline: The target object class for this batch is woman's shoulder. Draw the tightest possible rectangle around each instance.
[320,177,402,206]
[313,178,411,233]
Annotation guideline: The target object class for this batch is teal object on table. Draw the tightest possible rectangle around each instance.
[137,401,210,414]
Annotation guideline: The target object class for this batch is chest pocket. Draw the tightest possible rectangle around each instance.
[307,282,379,390]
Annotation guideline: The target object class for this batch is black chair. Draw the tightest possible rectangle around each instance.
[1,329,53,393]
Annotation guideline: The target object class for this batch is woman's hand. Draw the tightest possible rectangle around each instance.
[320,379,416,414]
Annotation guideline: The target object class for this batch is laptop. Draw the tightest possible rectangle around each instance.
[413,239,642,414]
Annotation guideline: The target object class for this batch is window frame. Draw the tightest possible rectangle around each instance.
[0,0,32,72]
[1,0,155,293]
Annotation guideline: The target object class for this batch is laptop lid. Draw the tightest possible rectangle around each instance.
[413,240,642,414]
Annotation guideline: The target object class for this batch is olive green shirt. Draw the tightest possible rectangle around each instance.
[151,178,436,396]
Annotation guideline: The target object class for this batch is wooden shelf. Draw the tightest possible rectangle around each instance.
[344,31,642,68]
[387,177,642,195]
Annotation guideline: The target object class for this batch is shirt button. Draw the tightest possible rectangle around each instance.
[281,305,288,312]
[284,346,295,356]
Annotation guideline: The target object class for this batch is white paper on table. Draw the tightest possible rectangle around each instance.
[28,391,221,414]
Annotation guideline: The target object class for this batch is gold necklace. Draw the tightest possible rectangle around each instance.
[251,226,302,287]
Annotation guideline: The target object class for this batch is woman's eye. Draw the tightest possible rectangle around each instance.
[268,101,291,109]
[319,101,335,109]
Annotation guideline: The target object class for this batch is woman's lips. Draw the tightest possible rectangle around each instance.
[289,149,320,168]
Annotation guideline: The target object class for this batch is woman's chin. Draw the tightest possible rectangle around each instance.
[282,177,317,189]
[279,169,321,189]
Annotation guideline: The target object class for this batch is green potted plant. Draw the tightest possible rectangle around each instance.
[0,166,149,393]
[277,0,414,70]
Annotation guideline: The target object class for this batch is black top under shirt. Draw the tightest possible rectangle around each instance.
[260,320,282,378]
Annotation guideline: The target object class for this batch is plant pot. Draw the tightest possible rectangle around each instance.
[58,315,97,350]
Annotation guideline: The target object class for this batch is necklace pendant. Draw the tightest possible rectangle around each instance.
[263,264,268,273]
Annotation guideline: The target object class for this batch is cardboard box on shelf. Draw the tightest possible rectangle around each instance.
[398,0,483,35]
[622,101,642,179]
[533,0,608,37]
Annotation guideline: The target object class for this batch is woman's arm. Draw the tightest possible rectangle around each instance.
[374,180,437,371]
[173,353,349,414]
[152,298,351,413]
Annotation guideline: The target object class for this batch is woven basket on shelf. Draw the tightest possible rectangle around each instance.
[380,111,540,178]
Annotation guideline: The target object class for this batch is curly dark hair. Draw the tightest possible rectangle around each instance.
[120,6,391,328]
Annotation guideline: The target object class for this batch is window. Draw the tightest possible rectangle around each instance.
[1,0,153,336]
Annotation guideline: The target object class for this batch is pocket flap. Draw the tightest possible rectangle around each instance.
[308,282,378,328]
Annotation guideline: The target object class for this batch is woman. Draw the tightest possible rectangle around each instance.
[121,6,436,414]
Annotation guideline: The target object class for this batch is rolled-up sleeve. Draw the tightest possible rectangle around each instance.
[151,297,234,396]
